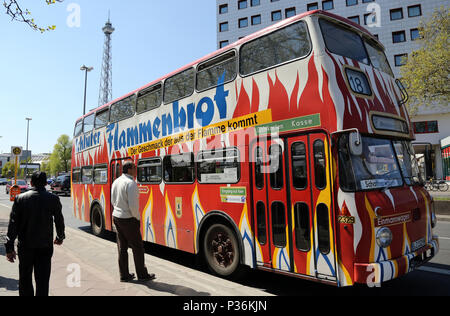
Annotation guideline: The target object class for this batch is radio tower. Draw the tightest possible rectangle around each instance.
[98,12,115,106]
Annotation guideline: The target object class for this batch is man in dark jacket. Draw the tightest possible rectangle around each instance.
[5,171,65,297]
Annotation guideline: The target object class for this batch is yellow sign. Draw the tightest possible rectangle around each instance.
[175,197,182,218]
[11,146,22,158]
[128,109,273,156]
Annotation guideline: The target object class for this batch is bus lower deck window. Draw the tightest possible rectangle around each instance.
[163,153,195,183]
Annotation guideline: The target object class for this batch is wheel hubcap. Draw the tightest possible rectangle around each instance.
[211,232,234,268]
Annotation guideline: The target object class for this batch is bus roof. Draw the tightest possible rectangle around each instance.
[77,10,380,122]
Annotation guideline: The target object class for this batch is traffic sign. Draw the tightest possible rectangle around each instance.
[10,146,23,187]
[11,146,22,159]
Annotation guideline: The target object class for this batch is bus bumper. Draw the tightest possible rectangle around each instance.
[353,236,439,285]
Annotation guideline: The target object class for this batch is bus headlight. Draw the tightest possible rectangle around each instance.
[376,227,393,248]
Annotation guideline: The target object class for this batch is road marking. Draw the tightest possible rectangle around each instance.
[418,266,450,276]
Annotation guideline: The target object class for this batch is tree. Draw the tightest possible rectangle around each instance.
[400,7,450,114]
[3,0,62,32]
[2,161,12,178]
[50,135,72,175]
[1,161,21,179]
[41,160,51,176]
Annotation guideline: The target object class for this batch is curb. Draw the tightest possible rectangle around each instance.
[437,215,450,223]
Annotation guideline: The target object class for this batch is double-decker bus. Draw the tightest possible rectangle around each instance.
[71,10,439,287]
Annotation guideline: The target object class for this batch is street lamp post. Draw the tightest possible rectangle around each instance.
[80,65,94,116]
[25,118,32,181]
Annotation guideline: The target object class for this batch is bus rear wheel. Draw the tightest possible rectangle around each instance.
[203,223,240,278]
[91,204,105,237]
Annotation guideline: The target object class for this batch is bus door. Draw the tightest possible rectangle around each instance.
[251,133,337,280]
[287,133,337,281]
[251,138,290,271]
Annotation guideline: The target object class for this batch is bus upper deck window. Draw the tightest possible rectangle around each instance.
[319,19,369,64]
[74,120,83,137]
[240,21,311,76]
[110,95,136,123]
[197,51,237,92]
[137,83,162,114]
[164,68,195,104]
[83,113,95,133]
[95,109,109,129]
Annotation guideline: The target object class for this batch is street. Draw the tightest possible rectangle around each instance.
[0,188,449,296]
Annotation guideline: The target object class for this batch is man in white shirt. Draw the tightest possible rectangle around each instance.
[111,161,155,282]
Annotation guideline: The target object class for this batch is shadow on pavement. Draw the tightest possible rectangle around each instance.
[129,279,210,296]
[0,245,19,293]
[0,276,19,292]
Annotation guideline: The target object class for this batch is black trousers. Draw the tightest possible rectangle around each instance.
[18,246,53,297]
[113,217,149,279]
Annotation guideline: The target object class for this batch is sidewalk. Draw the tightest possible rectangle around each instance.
[0,208,270,297]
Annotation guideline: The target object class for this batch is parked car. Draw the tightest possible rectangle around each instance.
[0,178,7,185]
[51,175,71,196]
[5,180,30,194]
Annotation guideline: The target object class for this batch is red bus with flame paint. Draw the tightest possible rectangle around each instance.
[71,10,439,286]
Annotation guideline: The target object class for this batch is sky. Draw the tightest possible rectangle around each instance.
[0,0,217,154]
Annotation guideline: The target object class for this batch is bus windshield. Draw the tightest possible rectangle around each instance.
[338,135,421,191]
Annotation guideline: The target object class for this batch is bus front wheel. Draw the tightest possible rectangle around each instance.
[203,223,240,278]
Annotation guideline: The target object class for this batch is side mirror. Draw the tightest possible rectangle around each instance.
[349,132,362,156]
[396,79,409,105]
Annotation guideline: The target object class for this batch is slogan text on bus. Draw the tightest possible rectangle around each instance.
[75,75,230,154]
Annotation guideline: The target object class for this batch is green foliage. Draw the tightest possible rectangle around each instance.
[1,161,21,179]
[401,7,450,114]
[49,134,72,175]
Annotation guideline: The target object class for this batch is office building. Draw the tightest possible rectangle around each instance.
[216,0,449,179]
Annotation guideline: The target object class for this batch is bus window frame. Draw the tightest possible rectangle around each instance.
[81,165,94,184]
[72,167,81,184]
[318,17,371,66]
[195,50,238,93]
[196,147,241,184]
[74,120,83,137]
[319,17,395,77]
[363,37,394,76]
[83,113,95,134]
[369,111,410,138]
[109,94,137,124]
[163,152,196,184]
[136,82,162,115]
[239,20,313,78]
[291,141,309,191]
[137,157,163,185]
[94,108,110,130]
[93,164,108,184]
[163,67,196,105]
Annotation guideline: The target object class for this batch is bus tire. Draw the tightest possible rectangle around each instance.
[203,223,241,279]
[90,204,105,237]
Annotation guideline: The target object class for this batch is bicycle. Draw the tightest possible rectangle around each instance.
[425,179,449,192]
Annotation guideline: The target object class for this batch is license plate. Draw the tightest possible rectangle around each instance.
[412,238,426,252]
